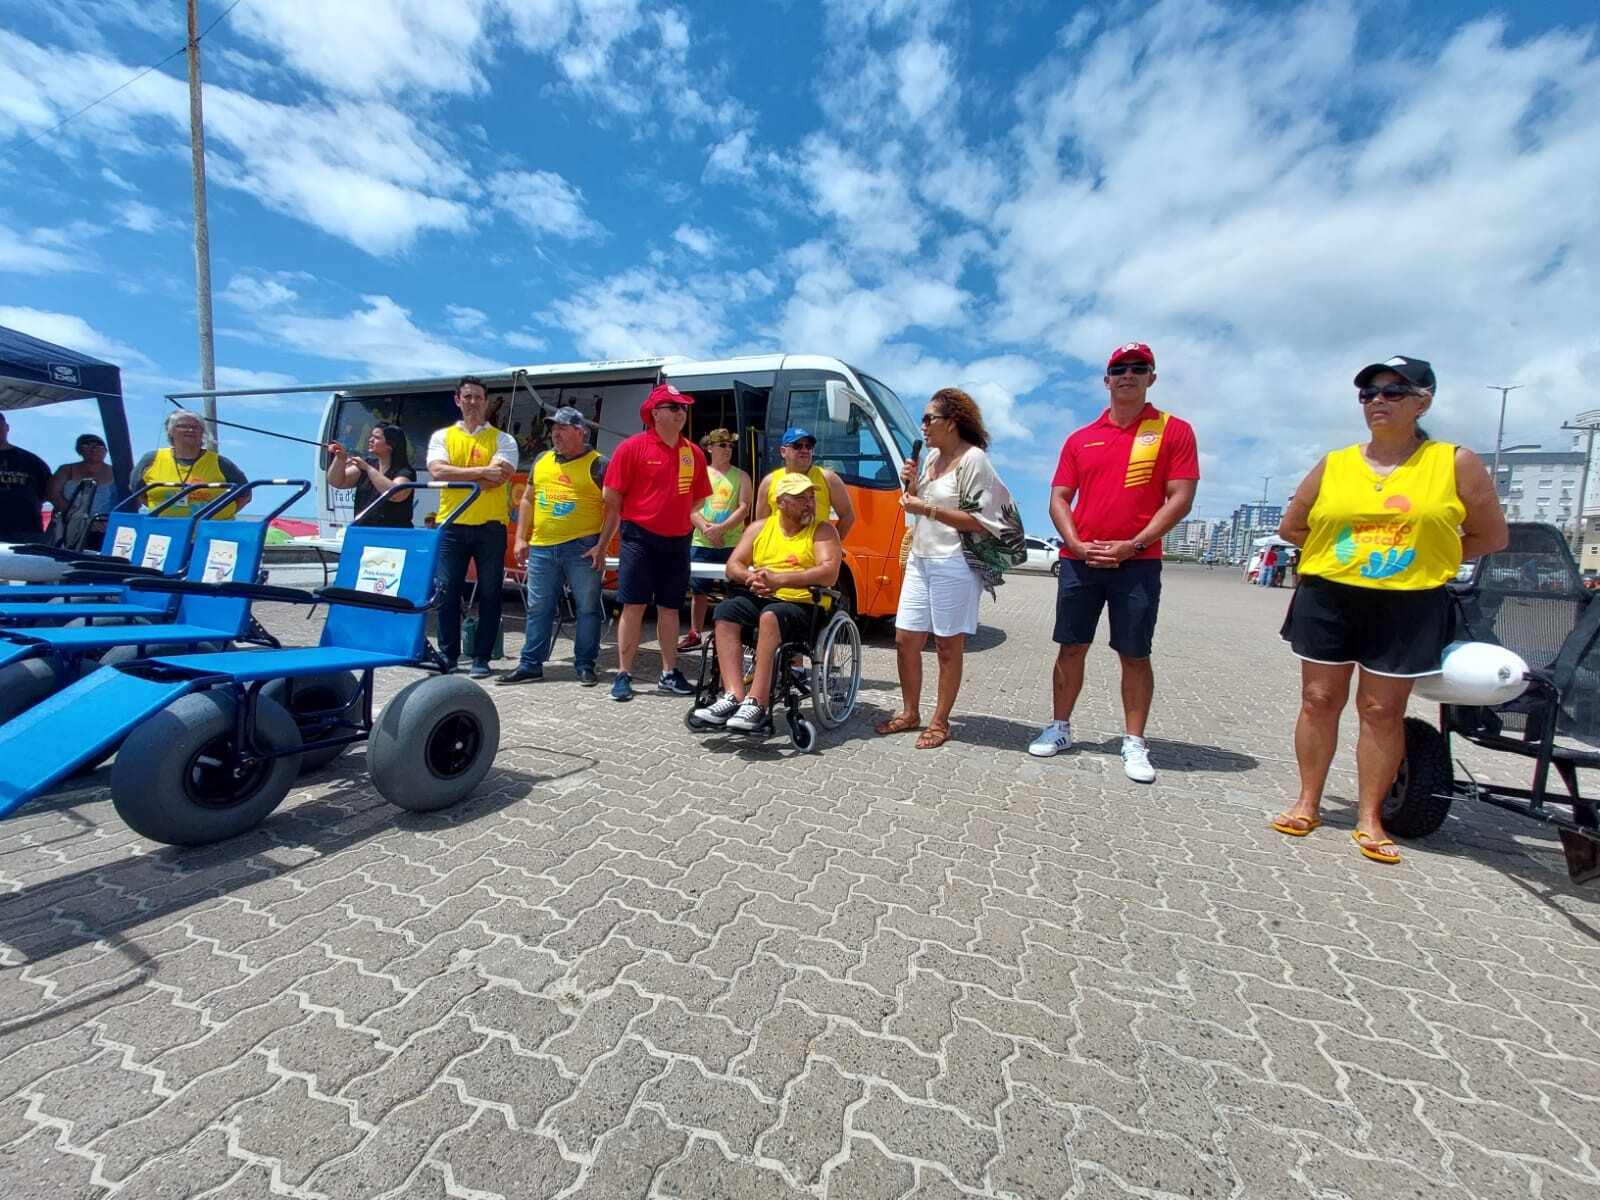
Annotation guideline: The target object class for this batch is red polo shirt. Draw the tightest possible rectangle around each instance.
[603,429,712,537]
[1052,404,1199,560]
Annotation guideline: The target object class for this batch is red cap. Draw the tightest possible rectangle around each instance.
[1107,342,1155,371]
[639,382,695,427]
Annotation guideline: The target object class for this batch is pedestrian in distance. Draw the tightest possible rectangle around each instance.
[588,383,712,701]
[1272,356,1507,863]
[500,406,608,688]
[46,431,115,549]
[875,387,1022,750]
[426,376,518,678]
[0,412,51,545]
[325,424,416,527]
[680,427,751,652]
[1029,342,1200,782]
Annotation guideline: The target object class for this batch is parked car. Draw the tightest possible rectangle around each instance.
[1019,535,1061,576]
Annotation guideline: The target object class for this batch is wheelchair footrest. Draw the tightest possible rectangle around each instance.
[1559,828,1600,887]
[0,669,199,818]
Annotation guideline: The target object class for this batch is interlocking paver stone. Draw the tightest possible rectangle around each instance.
[2,574,1598,1198]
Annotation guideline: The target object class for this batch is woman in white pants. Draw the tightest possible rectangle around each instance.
[876,387,1015,749]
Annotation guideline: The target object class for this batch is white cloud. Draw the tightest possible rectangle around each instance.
[504,330,548,353]
[446,305,491,334]
[116,200,174,234]
[99,167,136,192]
[796,136,928,258]
[672,224,721,256]
[545,266,741,360]
[0,306,151,369]
[895,38,953,122]
[488,170,603,241]
[0,223,85,274]
[704,129,755,181]
[257,296,502,377]
[221,272,304,312]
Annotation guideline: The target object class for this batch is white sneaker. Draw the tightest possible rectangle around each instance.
[1121,736,1155,783]
[1028,720,1072,757]
[694,692,741,725]
[726,699,767,732]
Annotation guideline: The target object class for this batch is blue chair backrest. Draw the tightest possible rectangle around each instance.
[321,525,443,660]
[172,518,273,633]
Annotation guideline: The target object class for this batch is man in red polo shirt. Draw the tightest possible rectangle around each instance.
[1030,342,1200,782]
[587,383,712,701]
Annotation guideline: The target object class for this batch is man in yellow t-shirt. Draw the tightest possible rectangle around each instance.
[692,473,840,733]
[499,407,607,688]
[426,375,518,677]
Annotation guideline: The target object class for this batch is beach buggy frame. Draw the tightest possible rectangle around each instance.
[0,483,500,846]
[1385,523,1600,884]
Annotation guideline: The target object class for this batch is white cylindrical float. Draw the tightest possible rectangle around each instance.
[1412,641,1531,706]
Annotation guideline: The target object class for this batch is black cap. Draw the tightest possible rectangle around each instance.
[1354,355,1436,390]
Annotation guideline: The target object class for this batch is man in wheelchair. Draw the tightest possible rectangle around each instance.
[692,473,841,732]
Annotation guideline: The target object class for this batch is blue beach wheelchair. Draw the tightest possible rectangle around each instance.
[0,483,500,846]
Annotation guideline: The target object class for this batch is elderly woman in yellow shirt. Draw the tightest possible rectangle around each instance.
[1273,356,1506,864]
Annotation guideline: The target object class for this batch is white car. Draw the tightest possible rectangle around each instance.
[1020,535,1061,576]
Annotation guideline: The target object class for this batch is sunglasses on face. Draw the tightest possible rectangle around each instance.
[919,413,944,425]
[1358,384,1424,404]
[1107,364,1152,377]
[655,403,687,413]
[787,441,816,450]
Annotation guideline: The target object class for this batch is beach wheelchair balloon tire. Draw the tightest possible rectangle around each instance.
[370,676,499,812]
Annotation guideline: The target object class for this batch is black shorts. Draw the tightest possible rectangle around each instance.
[617,521,692,608]
[689,544,734,596]
[1280,575,1449,677]
[1053,559,1162,657]
[712,593,816,646]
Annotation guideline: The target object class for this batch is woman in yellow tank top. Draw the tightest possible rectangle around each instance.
[1273,357,1507,864]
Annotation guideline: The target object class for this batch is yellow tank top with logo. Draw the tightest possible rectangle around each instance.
[753,516,832,606]
[765,465,829,515]
[528,450,603,546]
[144,447,238,519]
[694,466,746,548]
[1299,441,1463,590]
[437,425,511,526]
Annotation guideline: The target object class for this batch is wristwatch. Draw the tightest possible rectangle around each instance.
[1131,540,1147,555]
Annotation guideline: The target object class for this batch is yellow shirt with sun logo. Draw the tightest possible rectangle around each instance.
[1299,440,1464,589]
[528,450,603,546]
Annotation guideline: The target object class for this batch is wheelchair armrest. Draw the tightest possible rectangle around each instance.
[126,577,316,604]
[59,562,167,583]
[316,585,425,612]
[809,586,843,603]
[6,543,100,563]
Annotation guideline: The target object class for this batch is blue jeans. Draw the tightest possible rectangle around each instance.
[519,534,603,672]
[437,521,507,665]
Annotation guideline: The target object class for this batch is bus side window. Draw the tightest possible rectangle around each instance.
[784,387,896,488]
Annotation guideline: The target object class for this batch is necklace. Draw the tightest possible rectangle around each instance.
[1364,438,1421,491]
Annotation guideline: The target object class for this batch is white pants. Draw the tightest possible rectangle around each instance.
[896,553,981,637]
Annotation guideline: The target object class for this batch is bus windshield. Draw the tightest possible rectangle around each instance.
[855,371,917,457]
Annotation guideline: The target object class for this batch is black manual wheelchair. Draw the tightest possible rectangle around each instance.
[682,586,861,753]
[1385,523,1600,884]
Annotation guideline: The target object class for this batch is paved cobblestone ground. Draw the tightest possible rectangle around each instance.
[2,568,1598,1199]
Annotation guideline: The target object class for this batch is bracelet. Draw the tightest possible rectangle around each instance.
[928,504,938,522]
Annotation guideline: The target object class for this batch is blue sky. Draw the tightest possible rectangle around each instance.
[2,0,1597,531]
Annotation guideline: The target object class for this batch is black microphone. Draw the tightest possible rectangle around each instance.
[903,439,923,492]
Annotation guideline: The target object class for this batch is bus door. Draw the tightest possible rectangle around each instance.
[771,368,902,616]
[732,379,771,482]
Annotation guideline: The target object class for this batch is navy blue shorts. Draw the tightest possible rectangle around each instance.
[689,544,734,595]
[617,521,692,608]
[1053,558,1163,657]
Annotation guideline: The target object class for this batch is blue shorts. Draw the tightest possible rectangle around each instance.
[689,544,734,595]
[618,521,692,608]
[1053,559,1163,657]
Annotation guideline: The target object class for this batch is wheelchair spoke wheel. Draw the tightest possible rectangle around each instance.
[811,611,861,729]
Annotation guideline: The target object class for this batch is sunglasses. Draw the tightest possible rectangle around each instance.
[919,413,944,425]
[1358,384,1424,404]
[787,440,817,450]
[655,402,687,413]
[1107,364,1152,376]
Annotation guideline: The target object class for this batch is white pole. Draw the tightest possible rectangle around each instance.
[187,0,218,450]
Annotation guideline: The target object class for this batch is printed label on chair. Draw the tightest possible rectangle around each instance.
[141,534,172,570]
[201,540,239,584]
[356,547,405,595]
[110,526,136,559]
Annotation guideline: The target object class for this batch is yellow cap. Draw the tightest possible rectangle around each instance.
[773,472,818,498]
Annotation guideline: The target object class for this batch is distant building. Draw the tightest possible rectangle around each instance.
[1223,501,1284,559]
[1167,518,1210,559]
[1479,448,1584,533]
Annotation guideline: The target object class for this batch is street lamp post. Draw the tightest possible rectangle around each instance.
[1488,384,1523,498]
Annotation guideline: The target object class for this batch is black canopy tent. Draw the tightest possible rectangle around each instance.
[0,324,133,496]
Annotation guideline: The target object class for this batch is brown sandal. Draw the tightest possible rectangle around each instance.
[915,723,951,749]
[875,713,921,736]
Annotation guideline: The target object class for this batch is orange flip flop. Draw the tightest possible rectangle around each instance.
[1271,813,1322,837]
[1352,830,1402,863]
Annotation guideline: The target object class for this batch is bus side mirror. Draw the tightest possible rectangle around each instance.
[825,380,864,425]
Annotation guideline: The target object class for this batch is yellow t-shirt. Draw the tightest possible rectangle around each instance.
[694,465,746,548]
[528,450,603,546]
[143,447,238,520]
[1299,440,1464,589]
[437,425,511,526]
[752,516,829,606]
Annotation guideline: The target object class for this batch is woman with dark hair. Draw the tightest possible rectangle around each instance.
[46,432,116,548]
[1273,356,1506,864]
[875,387,1022,749]
[326,424,416,527]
